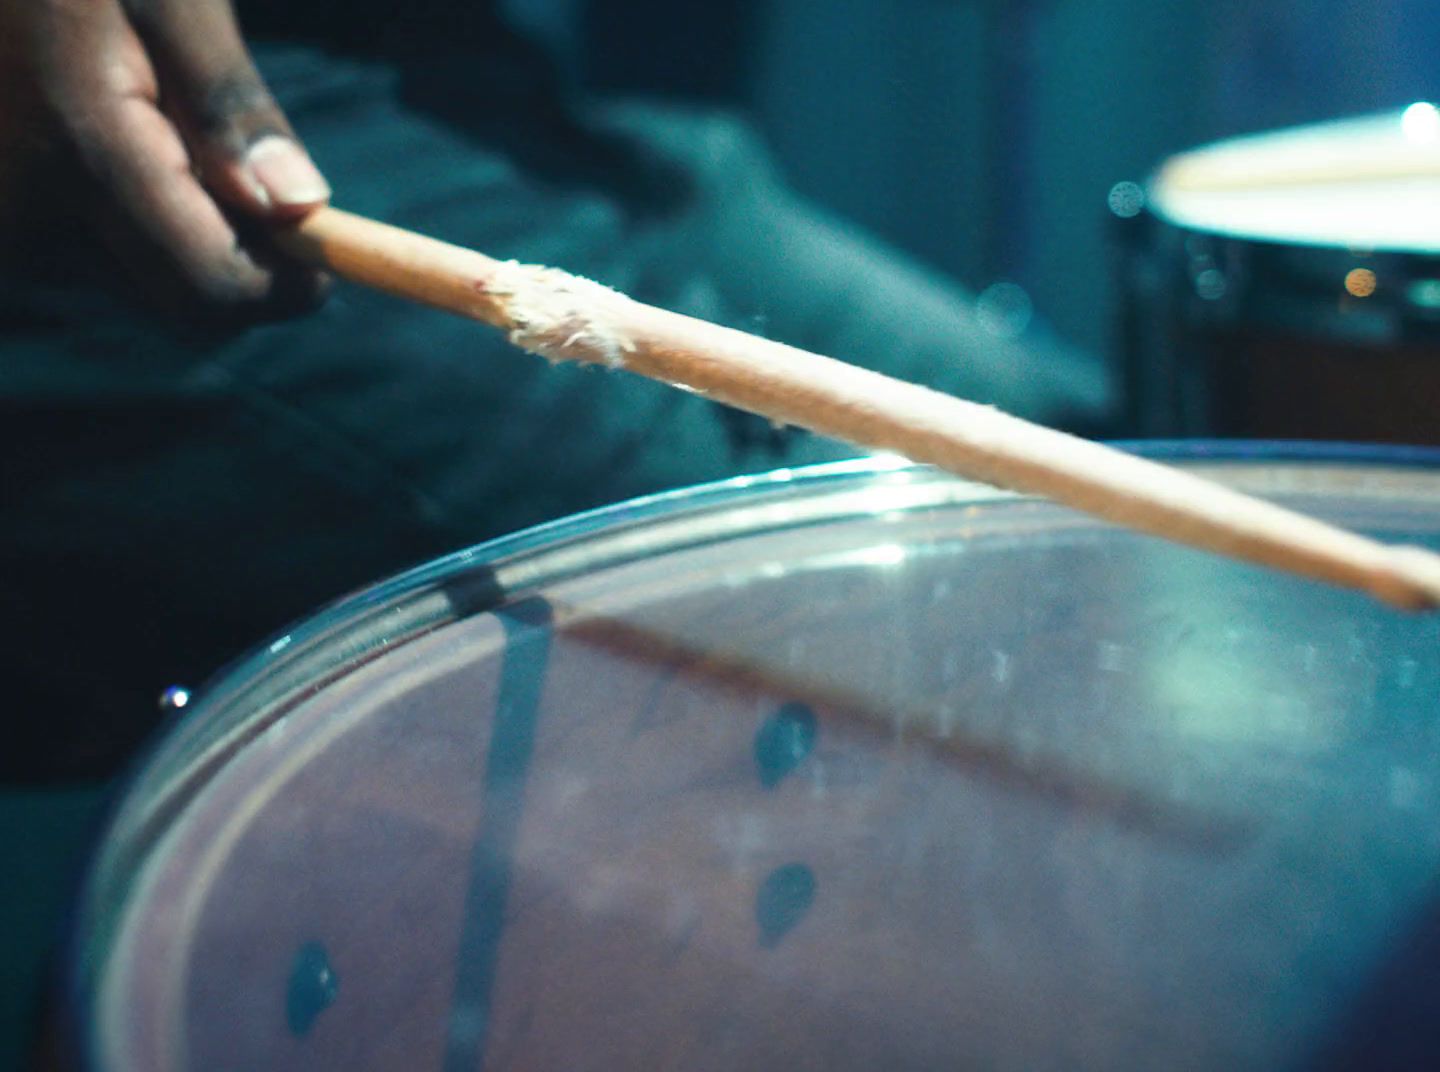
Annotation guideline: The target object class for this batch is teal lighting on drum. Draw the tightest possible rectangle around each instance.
[1136,563,1347,753]
[1402,101,1440,145]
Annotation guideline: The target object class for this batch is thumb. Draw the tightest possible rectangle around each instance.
[124,0,330,218]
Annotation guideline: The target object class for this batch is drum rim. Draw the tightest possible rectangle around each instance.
[62,439,1440,1070]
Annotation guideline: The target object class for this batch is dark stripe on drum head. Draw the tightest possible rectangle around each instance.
[443,597,553,1072]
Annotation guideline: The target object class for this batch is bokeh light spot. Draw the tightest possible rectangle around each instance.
[1345,268,1377,298]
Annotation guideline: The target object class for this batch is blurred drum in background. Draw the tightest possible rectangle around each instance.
[59,449,1440,1071]
[1117,106,1440,442]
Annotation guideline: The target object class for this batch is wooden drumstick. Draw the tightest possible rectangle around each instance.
[278,207,1440,612]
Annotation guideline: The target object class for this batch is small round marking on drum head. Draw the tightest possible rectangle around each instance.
[756,863,817,949]
[286,940,339,1037]
[754,702,818,789]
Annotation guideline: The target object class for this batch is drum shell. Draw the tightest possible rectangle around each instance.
[1117,191,1440,442]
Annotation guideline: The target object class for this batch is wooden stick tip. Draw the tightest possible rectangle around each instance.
[1371,545,1440,612]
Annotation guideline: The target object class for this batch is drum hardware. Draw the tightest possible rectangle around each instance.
[1119,108,1440,444]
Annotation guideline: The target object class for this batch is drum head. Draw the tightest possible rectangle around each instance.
[73,450,1440,1071]
[1150,107,1440,252]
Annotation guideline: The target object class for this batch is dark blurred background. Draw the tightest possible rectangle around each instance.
[513,0,1440,373]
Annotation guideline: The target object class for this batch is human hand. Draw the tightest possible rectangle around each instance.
[0,0,330,320]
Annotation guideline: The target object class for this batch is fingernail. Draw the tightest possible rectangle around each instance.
[245,136,330,208]
[238,169,272,211]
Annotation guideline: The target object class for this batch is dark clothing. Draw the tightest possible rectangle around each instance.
[2,40,1108,781]
[239,0,518,59]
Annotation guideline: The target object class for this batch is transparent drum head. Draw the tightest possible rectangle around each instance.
[72,448,1440,1071]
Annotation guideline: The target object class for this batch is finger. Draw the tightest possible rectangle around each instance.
[123,0,330,219]
[26,0,324,317]
[90,92,288,314]
[35,7,272,312]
